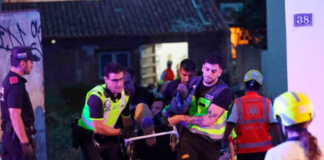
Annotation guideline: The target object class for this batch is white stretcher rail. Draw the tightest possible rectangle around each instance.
[125,125,179,143]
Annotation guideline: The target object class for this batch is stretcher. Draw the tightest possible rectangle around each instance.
[124,125,179,160]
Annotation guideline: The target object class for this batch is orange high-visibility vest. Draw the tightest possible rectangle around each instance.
[235,91,272,154]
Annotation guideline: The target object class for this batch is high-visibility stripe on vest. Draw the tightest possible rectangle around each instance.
[187,76,230,140]
[227,97,237,140]
[78,84,129,131]
[230,128,237,140]
[235,92,272,154]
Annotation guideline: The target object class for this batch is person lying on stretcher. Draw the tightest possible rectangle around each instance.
[126,99,177,160]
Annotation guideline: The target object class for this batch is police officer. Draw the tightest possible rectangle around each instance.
[223,70,282,160]
[167,54,234,160]
[0,46,40,160]
[76,63,134,160]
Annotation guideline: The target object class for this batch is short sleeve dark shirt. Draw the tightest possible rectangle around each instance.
[163,79,181,103]
[87,88,131,128]
[195,79,233,111]
[0,71,35,127]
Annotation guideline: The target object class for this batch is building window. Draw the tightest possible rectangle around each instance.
[98,51,130,79]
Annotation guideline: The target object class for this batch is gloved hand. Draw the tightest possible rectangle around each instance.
[21,142,33,159]
[169,84,195,114]
[119,125,135,139]
[31,136,36,149]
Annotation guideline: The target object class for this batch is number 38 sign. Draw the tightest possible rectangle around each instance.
[294,13,312,26]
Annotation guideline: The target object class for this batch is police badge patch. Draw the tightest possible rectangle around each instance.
[104,98,111,112]
[205,94,214,101]
[9,77,18,84]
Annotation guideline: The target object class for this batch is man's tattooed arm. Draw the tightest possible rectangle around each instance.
[183,105,225,127]
[184,116,204,125]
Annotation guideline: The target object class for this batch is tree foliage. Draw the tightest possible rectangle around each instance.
[235,0,267,49]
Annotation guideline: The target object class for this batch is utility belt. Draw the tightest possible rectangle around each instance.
[1,121,37,140]
[92,132,119,145]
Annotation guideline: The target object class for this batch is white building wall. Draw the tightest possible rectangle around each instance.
[285,0,324,142]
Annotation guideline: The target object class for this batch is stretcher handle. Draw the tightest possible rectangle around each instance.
[125,126,179,142]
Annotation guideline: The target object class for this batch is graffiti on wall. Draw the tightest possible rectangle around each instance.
[0,20,42,55]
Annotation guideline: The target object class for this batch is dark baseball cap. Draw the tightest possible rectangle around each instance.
[11,46,40,62]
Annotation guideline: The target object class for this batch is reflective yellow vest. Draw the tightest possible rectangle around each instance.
[187,76,229,140]
[78,84,129,131]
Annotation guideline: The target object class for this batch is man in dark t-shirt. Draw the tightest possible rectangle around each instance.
[168,54,234,160]
[77,63,133,160]
[86,88,131,129]
[194,79,233,110]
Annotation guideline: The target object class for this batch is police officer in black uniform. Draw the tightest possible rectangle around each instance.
[0,46,40,160]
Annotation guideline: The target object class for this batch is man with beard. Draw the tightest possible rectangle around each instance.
[1,46,40,160]
[167,54,234,160]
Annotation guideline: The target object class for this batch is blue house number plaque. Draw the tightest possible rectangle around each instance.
[294,13,312,26]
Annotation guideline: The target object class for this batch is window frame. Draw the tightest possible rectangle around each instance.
[98,51,130,79]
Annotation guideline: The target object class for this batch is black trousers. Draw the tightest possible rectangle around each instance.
[178,128,221,160]
[237,151,266,160]
[2,132,36,160]
[80,137,123,160]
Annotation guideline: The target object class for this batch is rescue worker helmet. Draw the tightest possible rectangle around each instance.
[273,92,314,126]
[243,70,263,85]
